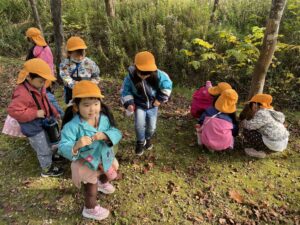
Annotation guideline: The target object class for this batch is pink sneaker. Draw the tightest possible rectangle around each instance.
[98,182,116,194]
[82,205,109,221]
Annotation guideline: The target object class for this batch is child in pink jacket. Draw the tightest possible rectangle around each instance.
[26,27,54,75]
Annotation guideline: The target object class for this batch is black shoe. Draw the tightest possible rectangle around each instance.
[135,140,146,156]
[145,139,153,150]
[41,165,64,177]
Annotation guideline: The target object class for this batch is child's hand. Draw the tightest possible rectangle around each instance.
[127,105,135,112]
[92,132,108,141]
[153,100,161,107]
[37,110,45,118]
[74,136,93,151]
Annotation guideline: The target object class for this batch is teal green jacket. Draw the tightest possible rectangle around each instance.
[58,114,122,172]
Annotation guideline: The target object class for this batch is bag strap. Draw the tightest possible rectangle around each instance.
[200,112,221,131]
[23,82,54,116]
[70,62,81,78]
[23,82,42,110]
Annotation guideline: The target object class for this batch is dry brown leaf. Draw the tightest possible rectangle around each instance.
[229,189,243,203]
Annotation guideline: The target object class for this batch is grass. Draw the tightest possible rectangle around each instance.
[0,57,299,224]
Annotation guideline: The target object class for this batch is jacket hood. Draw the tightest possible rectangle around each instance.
[268,109,285,123]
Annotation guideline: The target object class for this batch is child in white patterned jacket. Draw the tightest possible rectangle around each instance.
[239,94,289,158]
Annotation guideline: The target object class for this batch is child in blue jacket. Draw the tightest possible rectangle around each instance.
[58,81,122,221]
[121,51,172,155]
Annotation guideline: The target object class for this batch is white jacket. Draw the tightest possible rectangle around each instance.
[242,109,289,151]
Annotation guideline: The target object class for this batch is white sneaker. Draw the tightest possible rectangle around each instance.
[98,182,116,194]
[244,148,266,158]
[82,205,109,221]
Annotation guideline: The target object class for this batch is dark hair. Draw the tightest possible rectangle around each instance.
[130,67,159,94]
[29,73,42,80]
[67,49,85,56]
[228,112,238,124]
[239,102,261,121]
[62,98,116,129]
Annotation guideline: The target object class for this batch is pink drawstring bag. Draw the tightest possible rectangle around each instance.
[2,115,25,137]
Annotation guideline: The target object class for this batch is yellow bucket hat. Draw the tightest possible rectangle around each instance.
[215,89,238,113]
[208,82,232,96]
[17,59,56,84]
[249,94,273,109]
[66,36,87,51]
[25,27,47,47]
[134,51,157,71]
[72,80,104,99]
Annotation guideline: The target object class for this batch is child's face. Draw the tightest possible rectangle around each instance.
[78,98,101,120]
[27,76,46,89]
[251,102,259,112]
[69,50,85,62]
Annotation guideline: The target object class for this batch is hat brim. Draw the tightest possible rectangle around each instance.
[248,100,273,109]
[67,45,87,51]
[31,35,47,47]
[17,71,56,84]
[39,73,56,82]
[215,104,236,113]
[135,64,157,72]
[73,93,104,99]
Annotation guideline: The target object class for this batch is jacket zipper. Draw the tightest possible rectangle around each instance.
[142,80,150,109]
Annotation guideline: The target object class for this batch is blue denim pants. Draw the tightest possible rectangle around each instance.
[134,106,158,142]
[28,130,53,169]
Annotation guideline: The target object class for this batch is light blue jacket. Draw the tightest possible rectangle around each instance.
[58,114,122,172]
[121,66,172,109]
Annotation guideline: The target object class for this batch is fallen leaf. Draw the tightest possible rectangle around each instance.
[229,189,243,203]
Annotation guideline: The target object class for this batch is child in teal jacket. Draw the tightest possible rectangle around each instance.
[58,80,122,221]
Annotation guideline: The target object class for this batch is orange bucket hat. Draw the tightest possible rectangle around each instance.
[249,94,273,109]
[72,80,104,99]
[208,82,232,96]
[17,59,56,84]
[66,36,87,51]
[134,51,157,71]
[26,27,47,47]
[215,89,238,113]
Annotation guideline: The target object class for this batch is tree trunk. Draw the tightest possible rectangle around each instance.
[50,0,64,82]
[248,0,287,99]
[104,0,115,17]
[28,0,43,33]
[210,0,219,23]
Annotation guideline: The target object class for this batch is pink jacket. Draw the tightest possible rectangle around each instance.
[8,82,59,123]
[201,117,234,151]
[33,46,54,75]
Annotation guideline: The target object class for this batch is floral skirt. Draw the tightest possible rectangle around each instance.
[71,158,119,188]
